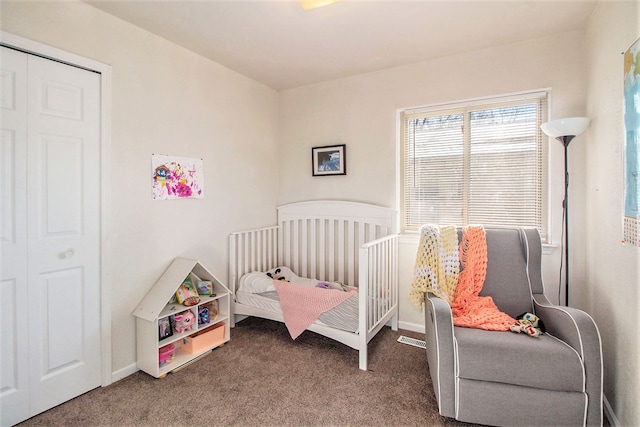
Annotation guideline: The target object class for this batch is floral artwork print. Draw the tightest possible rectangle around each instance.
[152,154,204,200]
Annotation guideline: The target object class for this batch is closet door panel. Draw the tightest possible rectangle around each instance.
[0,46,30,427]
[41,134,83,235]
[26,53,101,417]
[37,268,85,373]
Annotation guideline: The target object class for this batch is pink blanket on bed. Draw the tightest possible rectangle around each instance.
[273,280,356,339]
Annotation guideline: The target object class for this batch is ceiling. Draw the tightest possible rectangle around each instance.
[84,0,598,91]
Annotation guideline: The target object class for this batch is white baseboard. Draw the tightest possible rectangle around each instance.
[399,321,425,334]
[603,394,619,427]
[110,363,138,384]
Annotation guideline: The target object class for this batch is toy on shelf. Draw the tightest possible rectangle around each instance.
[158,344,174,367]
[209,300,219,319]
[197,300,219,326]
[197,280,213,295]
[173,310,196,333]
[158,316,173,340]
[175,274,200,306]
[198,306,210,326]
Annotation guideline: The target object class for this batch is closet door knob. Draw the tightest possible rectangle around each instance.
[62,249,75,259]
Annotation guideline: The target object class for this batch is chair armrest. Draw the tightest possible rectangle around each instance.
[533,294,603,426]
[424,292,456,418]
[533,294,601,359]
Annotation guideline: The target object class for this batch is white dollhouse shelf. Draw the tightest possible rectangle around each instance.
[133,257,230,378]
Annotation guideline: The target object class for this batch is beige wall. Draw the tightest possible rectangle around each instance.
[585,1,639,425]
[280,31,589,327]
[1,1,280,376]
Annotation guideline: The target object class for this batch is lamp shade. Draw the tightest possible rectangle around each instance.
[541,117,591,138]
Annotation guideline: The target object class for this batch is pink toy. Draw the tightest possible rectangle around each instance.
[173,310,196,333]
[158,344,174,367]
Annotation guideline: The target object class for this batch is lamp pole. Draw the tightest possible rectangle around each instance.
[558,135,575,306]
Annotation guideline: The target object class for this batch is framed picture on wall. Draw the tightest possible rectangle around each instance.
[312,144,346,176]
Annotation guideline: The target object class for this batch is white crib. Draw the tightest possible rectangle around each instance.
[228,200,399,370]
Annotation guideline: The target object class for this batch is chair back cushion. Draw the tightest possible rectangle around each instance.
[481,228,534,316]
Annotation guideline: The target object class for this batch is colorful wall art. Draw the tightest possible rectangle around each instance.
[152,154,204,200]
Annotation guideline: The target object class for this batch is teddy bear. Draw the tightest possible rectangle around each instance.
[509,312,546,337]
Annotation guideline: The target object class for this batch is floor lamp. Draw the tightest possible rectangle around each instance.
[540,117,591,306]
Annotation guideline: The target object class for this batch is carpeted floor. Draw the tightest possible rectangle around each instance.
[18,317,477,426]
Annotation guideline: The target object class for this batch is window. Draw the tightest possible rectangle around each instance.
[401,92,549,241]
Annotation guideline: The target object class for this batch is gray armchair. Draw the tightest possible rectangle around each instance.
[424,227,603,426]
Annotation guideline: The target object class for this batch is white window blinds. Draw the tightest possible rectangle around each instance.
[401,92,548,240]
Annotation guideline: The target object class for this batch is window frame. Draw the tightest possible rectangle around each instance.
[399,90,549,241]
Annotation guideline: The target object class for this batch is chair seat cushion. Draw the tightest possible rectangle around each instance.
[454,327,585,392]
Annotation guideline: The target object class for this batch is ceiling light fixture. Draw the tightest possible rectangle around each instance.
[298,0,341,10]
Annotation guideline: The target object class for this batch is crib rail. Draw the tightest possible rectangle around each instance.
[359,234,399,339]
[278,218,391,287]
[229,226,279,294]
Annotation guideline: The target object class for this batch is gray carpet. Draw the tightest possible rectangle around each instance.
[18,317,476,426]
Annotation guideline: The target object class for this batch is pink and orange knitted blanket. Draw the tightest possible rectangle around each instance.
[451,226,515,331]
[273,280,356,339]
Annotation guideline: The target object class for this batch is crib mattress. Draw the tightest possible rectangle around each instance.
[236,290,359,333]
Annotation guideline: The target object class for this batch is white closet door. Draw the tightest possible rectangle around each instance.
[0,45,30,427]
[0,46,102,425]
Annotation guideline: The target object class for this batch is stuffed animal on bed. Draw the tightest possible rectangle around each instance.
[266,268,289,282]
[510,312,546,337]
[315,281,349,291]
[260,266,349,292]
